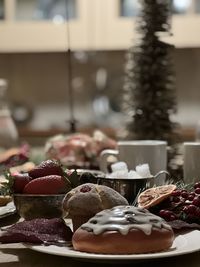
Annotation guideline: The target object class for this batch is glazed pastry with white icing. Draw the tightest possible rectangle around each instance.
[72,206,174,254]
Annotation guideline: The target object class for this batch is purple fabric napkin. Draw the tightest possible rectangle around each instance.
[0,218,72,244]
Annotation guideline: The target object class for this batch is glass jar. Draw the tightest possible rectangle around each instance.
[0,79,18,148]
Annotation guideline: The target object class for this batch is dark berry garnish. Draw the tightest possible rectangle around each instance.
[159,209,175,221]
[188,193,195,201]
[172,196,180,203]
[192,196,200,207]
[171,190,181,197]
[194,182,200,189]
[169,214,177,221]
[80,185,92,193]
[195,188,200,194]
[183,205,197,215]
[142,182,200,225]
[181,191,189,199]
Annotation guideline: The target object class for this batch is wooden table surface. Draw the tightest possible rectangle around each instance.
[0,214,200,267]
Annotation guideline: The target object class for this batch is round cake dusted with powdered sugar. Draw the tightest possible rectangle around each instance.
[72,206,174,254]
[62,183,128,231]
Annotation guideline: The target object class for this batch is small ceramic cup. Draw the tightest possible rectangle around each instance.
[99,140,167,185]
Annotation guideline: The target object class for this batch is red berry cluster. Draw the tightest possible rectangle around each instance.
[157,182,200,223]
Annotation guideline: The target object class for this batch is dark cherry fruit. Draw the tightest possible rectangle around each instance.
[188,193,196,201]
[172,196,180,203]
[183,205,197,215]
[192,196,200,207]
[159,209,176,221]
[195,188,200,194]
[171,190,181,197]
[194,182,200,189]
[181,191,189,199]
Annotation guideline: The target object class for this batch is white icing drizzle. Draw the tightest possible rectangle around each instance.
[81,206,172,236]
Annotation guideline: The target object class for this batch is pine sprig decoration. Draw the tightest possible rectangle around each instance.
[122,0,178,145]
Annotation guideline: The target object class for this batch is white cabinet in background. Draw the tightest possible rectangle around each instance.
[0,0,200,52]
[0,0,90,52]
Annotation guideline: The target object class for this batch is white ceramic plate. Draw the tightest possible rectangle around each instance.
[0,202,16,219]
[25,230,200,261]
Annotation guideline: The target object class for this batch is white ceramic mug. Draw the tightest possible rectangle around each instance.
[183,142,200,184]
[99,140,167,185]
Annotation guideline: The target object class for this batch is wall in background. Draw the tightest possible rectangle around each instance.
[0,48,199,132]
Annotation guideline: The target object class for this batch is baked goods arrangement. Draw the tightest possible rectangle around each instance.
[62,183,129,231]
[1,155,200,256]
[0,157,175,255]
[72,205,174,254]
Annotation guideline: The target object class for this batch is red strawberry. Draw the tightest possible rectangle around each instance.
[23,175,70,194]
[13,173,32,193]
[28,160,63,179]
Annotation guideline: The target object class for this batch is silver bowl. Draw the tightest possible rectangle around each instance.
[96,171,170,204]
[13,194,66,220]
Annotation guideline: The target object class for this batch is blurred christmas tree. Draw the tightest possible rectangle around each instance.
[122,0,178,145]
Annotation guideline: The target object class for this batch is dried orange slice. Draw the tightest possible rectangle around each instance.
[138,184,177,209]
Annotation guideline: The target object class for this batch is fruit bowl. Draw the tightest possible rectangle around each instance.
[13,194,66,220]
